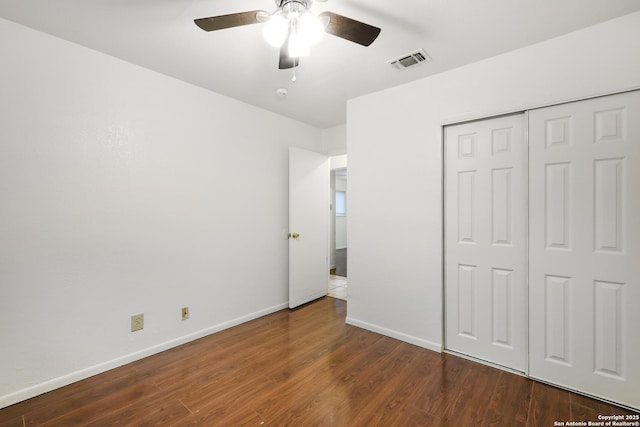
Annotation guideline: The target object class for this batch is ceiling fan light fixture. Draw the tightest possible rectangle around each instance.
[299,12,324,46]
[262,14,288,47]
[195,0,382,70]
[288,31,310,57]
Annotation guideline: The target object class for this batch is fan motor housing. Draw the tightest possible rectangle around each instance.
[275,0,312,9]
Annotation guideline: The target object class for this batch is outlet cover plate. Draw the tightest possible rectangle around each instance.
[131,313,144,332]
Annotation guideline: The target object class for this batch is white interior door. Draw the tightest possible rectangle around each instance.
[529,91,640,409]
[445,114,528,372]
[289,147,329,309]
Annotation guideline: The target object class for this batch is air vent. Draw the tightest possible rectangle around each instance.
[387,49,432,70]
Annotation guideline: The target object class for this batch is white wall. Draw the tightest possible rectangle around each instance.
[346,12,640,350]
[0,18,323,407]
[322,124,347,156]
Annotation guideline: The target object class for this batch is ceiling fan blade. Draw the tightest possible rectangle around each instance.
[318,11,381,46]
[279,45,299,70]
[194,10,267,32]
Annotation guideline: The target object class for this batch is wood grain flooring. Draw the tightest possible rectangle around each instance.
[1,297,637,426]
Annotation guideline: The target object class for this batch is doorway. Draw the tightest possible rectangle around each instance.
[329,166,347,300]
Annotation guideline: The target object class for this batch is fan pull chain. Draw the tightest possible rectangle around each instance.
[292,62,297,82]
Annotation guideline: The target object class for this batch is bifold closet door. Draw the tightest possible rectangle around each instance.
[529,91,640,409]
[445,114,527,372]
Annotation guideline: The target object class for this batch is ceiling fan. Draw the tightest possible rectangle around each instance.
[194,0,381,70]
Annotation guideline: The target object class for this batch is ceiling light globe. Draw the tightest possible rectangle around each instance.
[288,32,310,58]
[299,12,324,45]
[262,15,288,47]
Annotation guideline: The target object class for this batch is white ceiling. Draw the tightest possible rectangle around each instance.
[2,0,639,129]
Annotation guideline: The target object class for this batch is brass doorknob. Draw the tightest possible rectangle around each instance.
[291,232,300,239]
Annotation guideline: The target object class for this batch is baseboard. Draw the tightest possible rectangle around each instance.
[345,316,442,353]
[0,302,288,409]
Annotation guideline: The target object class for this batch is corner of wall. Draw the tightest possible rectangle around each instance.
[345,316,443,353]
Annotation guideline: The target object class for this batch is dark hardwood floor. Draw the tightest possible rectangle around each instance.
[1,297,637,426]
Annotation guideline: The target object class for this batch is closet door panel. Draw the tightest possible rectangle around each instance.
[529,91,640,410]
[445,114,527,372]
